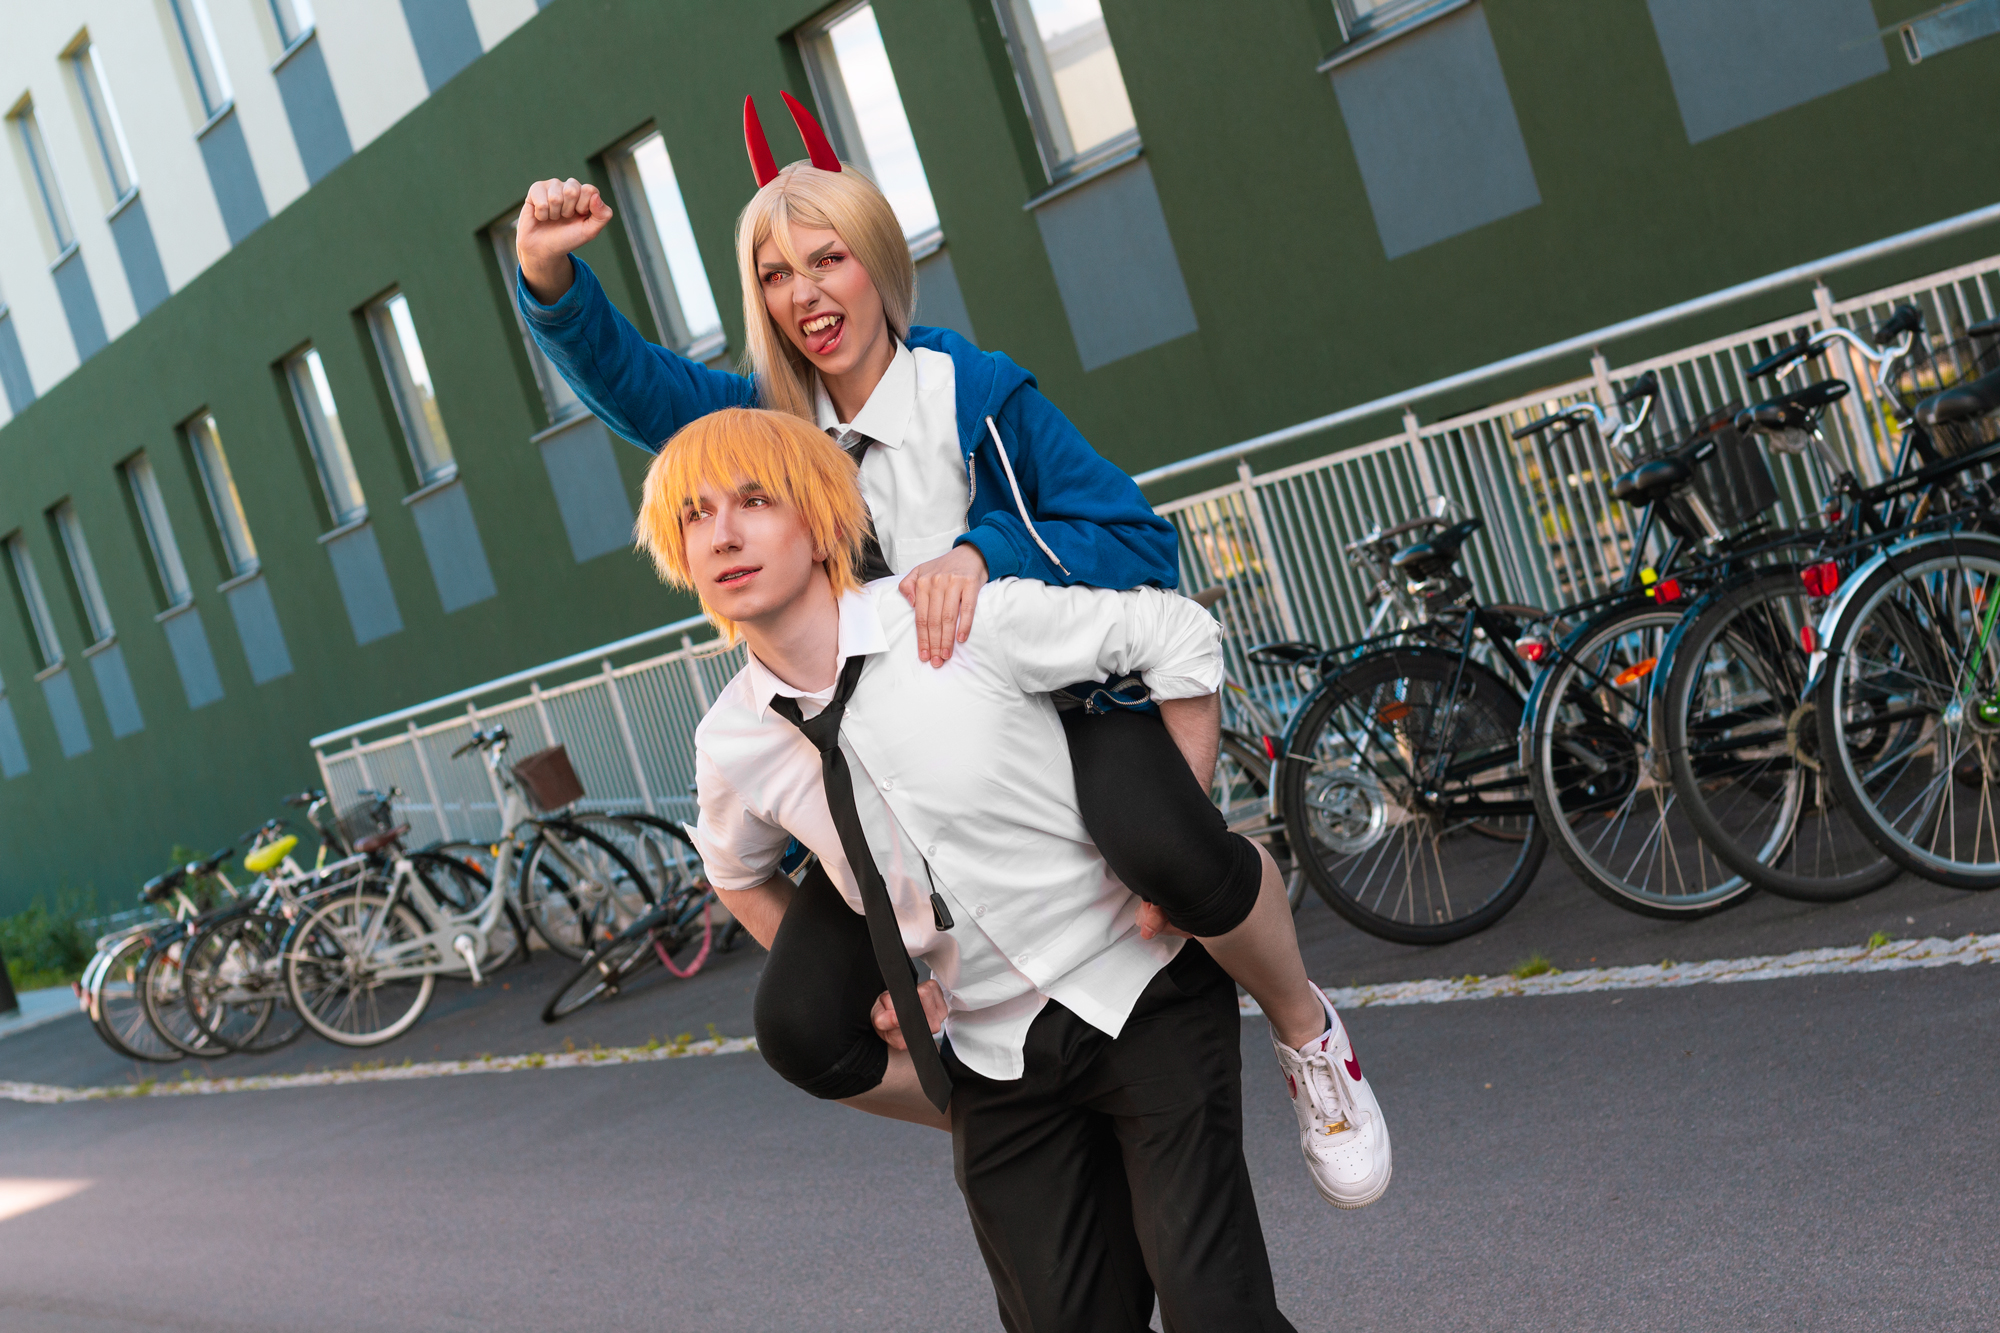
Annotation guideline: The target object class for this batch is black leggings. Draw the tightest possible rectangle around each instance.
[753,706,1264,1101]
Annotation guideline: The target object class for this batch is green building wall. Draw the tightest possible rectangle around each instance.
[1,0,1997,910]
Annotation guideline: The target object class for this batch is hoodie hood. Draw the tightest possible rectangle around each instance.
[906,324,1035,459]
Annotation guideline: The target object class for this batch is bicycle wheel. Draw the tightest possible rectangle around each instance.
[90,932,183,1063]
[409,850,528,972]
[1280,647,1544,944]
[185,910,306,1054]
[1212,729,1300,909]
[541,926,664,1023]
[1524,604,1754,917]
[1817,534,2000,889]
[1659,571,1897,902]
[284,891,437,1047]
[517,824,653,959]
[138,929,228,1058]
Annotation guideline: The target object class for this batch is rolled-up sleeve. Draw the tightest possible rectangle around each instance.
[984,581,1223,699]
[687,747,792,892]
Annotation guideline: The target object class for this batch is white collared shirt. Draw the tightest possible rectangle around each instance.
[690,580,1223,1080]
[814,343,967,574]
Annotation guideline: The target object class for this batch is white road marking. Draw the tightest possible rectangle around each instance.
[1238,932,2000,1016]
[0,1036,759,1105]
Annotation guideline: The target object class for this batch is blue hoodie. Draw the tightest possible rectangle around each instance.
[516,258,1178,592]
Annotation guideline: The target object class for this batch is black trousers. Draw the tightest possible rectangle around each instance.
[948,943,1294,1333]
[753,707,1265,1100]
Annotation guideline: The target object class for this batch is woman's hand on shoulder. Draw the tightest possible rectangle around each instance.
[899,543,988,667]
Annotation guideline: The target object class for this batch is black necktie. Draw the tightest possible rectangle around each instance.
[832,430,895,582]
[770,654,953,1112]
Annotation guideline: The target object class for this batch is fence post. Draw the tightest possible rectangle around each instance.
[1235,460,1302,641]
[681,635,711,713]
[602,659,658,815]
[529,681,556,750]
[1589,350,1617,406]
[468,701,505,829]
[407,719,452,842]
[1815,280,1885,484]
[350,737,376,793]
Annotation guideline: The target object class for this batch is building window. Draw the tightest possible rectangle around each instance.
[6,534,65,669]
[282,347,366,525]
[1333,0,1443,42]
[123,453,193,607]
[365,291,456,484]
[991,0,1139,183]
[166,0,234,120]
[603,130,725,359]
[269,0,315,47]
[490,218,584,424]
[66,39,138,206]
[50,502,114,645]
[184,411,259,575]
[797,2,942,246]
[9,104,77,256]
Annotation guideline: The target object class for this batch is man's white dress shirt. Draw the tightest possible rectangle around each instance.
[690,580,1223,1080]
[813,343,968,574]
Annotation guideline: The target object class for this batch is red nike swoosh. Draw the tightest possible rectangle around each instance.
[1285,1072,1297,1100]
[1343,1053,1362,1082]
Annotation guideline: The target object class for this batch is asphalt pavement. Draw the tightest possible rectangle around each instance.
[3,860,1997,1331]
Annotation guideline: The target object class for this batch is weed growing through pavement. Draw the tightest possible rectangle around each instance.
[1509,954,1555,979]
[1866,930,1892,950]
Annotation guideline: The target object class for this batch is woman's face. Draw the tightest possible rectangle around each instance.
[756,221,892,385]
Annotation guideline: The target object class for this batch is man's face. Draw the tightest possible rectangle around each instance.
[756,222,889,382]
[682,474,826,628]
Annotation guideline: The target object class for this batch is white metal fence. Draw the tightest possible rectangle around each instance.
[1166,255,2000,730]
[313,246,2000,835]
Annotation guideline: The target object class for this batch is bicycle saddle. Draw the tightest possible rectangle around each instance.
[1390,517,1484,580]
[1736,379,1850,434]
[1917,369,2000,426]
[1610,435,1718,508]
[354,825,411,856]
[141,868,186,902]
[243,835,299,874]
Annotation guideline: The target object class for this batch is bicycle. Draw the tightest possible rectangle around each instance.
[79,849,235,1062]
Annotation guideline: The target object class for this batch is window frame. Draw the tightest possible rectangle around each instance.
[6,533,66,670]
[1333,0,1447,42]
[282,347,367,528]
[165,0,234,122]
[489,217,586,427]
[183,411,260,577]
[49,501,115,646]
[988,0,1142,187]
[66,37,138,209]
[364,290,457,486]
[795,2,945,253]
[268,0,316,49]
[602,128,727,362]
[123,452,194,609]
[9,103,78,259]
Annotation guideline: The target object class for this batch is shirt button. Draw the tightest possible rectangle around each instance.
[974,905,986,918]
[926,845,937,857]
[881,778,895,790]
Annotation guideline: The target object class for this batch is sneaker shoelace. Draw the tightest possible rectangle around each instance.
[1301,1043,1362,1140]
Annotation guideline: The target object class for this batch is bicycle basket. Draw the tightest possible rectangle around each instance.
[336,797,395,852]
[1678,404,1778,529]
[512,744,585,812]
[1890,335,2000,419]
[1919,368,2000,460]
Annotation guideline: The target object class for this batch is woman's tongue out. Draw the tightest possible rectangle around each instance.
[804,312,845,358]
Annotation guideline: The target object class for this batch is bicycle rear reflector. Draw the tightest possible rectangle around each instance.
[1377,702,1412,723]
[1514,637,1549,663]
[1800,625,1818,654]
[1649,578,1682,604]
[1612,657,1658,687]
[1261,734,1278,762]
[1800,561,1841,598]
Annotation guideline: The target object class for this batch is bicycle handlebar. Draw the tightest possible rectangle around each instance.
[281,790,322,808]
[449,726,511,759]
[1511,373,1658,445]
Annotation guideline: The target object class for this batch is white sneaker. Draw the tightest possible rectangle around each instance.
[1271,983,1391,1209]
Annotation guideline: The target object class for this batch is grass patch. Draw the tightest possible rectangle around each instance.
[1,889,97,992]
[1866,930,1893,950]
[1509,953,1556,980]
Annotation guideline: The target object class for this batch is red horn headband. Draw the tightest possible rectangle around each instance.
[742,92,843,187]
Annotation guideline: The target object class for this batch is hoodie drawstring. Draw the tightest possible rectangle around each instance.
[985,416,1071,578]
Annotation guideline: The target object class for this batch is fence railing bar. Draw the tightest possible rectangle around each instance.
[603,660,657,817]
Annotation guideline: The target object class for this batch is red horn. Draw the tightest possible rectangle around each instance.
[781,90,843,173]
[743,94,779,187]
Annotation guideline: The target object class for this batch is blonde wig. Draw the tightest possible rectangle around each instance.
[636,407,871,642]
[734,162,915,422]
